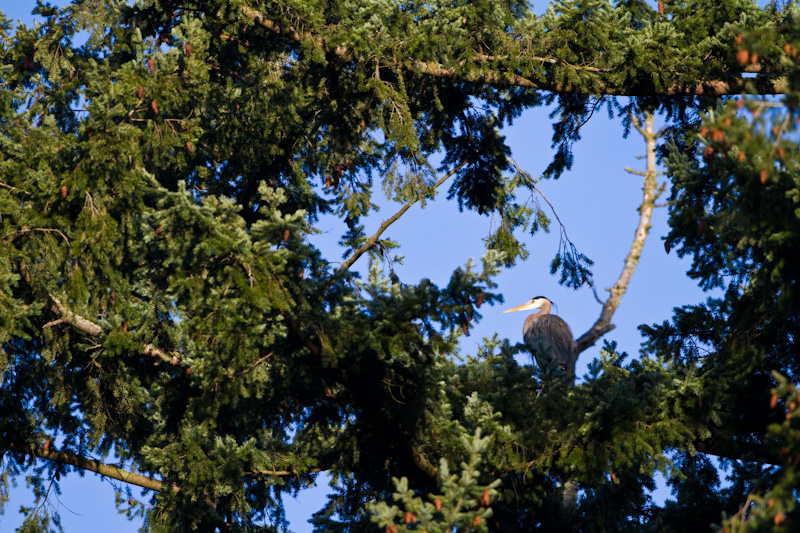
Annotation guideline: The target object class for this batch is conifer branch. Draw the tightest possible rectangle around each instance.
[280,310,321,357]
[1,227,70,246]
[240,6,321,54]
[575,113,661,354]
[143,344,182,366]
[10,442,329,495]
[45,295,182,365]
[239,6,787,96]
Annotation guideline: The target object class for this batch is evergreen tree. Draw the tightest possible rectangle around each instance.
[1,0,799,531]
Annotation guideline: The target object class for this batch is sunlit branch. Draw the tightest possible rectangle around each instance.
[575,113,663,354]
[8,443,169,493]
[46,295,103,336]
[1,227,70,246]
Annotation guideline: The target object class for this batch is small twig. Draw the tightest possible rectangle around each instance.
[509,156,597,300]
[508,156,575,244]
[1,227,70,246]
[236,352,274,377]
[0,182,31,194]
[624,167,646,176]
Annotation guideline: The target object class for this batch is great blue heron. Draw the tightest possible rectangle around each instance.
[504,296,576,376]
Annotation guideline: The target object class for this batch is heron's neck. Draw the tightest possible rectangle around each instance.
[539,300,551,315]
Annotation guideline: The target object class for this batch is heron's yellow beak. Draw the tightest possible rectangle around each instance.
[503,300,539,313]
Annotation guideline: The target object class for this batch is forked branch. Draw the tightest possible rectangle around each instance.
[575,113,663,354]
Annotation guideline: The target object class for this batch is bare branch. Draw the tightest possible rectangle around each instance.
[575,113,662,354]
[327,162,466,286]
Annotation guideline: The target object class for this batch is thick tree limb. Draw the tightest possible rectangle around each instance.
[575,113,662,354]
[240,6,787,97]
[7,443,169,493]
[46,295,103,336]
[411,446,438,480]
[8,442,329,495]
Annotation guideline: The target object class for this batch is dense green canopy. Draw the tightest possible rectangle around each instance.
[2,0,800,531]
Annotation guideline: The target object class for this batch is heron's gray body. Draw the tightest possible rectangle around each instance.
[523,313,576,376]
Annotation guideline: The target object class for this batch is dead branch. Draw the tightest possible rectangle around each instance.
[575,113,662,354]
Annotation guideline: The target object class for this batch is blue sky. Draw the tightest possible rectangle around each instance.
[2,2,712,531]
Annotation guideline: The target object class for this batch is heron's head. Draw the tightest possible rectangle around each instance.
[503,296,552,314]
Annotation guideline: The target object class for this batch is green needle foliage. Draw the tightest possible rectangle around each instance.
[1,0,800,531]
[369,429,501,533]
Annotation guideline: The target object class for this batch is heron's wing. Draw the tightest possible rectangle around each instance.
[523,315,575,373]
